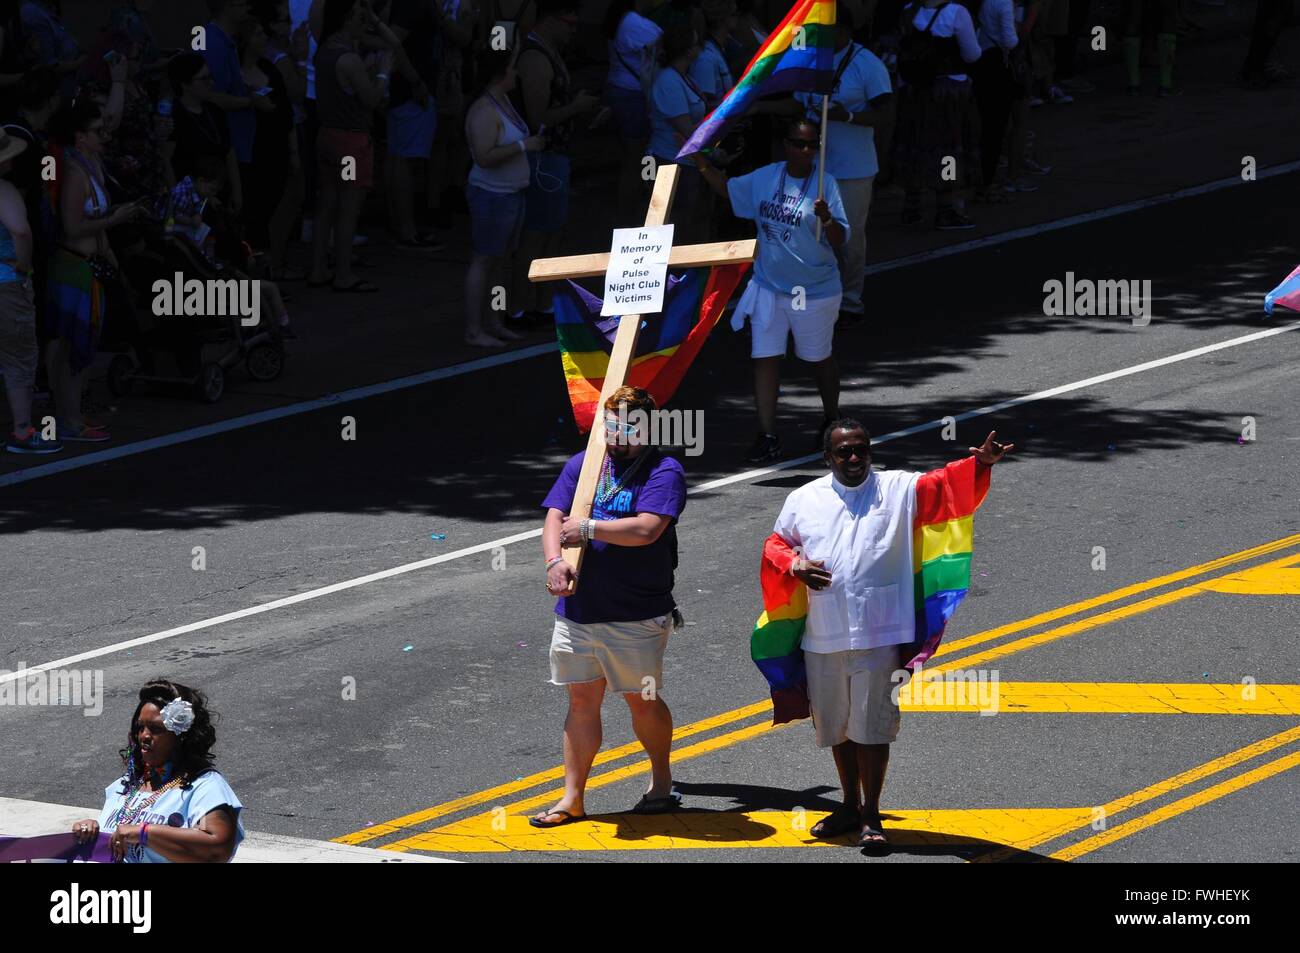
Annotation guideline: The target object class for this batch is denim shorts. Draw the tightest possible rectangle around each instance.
[466,184,525,257]
[523,151,570,234]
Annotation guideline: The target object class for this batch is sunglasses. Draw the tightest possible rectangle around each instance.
[832,444,870,460]
[785,137,819,150]
[603,419,639,437]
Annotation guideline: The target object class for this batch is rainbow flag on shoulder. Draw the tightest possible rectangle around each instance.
[751,457,991,724]
[676,0,837,159]
[552,264,749,432]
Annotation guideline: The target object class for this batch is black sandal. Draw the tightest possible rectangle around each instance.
[810,806,860,839]
[528,809,586,828]
[630,793,682,814]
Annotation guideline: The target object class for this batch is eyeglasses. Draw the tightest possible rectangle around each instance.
[785,137,819,150]
[832,444,870,460]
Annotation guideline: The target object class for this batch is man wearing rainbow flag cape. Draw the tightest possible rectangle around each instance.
[753,419,1012,848]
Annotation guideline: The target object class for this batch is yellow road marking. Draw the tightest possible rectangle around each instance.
[411,725,1300,854]
[931,533,1300,659]
[901,682,1300,715]
[336,535,1300,848]
[389,808,1098,854]
[380,715,786,852]
[1051,749,1300,861]
[971,723,1300,862]
[1200,561,1300,595]
[334,699,772,846]
[927,549,1300,676]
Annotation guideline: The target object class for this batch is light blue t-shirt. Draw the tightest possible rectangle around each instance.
[689,40,733,102]
[649,67,706,165]
[727,161,848,299]
[98,770,246,863]
[795,44,892,180]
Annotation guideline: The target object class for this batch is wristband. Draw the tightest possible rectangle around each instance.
[518,139,527,154]
[545,555,565,570]
[139,823,149,848]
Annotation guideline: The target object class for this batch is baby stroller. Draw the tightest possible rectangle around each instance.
[107,229,286,403]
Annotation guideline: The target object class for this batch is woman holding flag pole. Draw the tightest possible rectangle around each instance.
[676,0,849,462]
[693,115,849,465]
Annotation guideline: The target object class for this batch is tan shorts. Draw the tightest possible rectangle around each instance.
[805,644,903,747]
[549,614,672,695]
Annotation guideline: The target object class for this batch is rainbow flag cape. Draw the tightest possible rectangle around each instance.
[751,457,991,724]
[675,0,837,159]
[552,263,749,432]
[1264,263,1300,316]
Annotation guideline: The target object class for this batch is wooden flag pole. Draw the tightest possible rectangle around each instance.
[815,93,829,241]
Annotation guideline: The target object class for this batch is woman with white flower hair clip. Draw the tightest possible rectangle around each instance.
[70,679,245,863]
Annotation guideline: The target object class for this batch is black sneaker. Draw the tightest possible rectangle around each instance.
[935,208,976,230]
[746,432,781,464]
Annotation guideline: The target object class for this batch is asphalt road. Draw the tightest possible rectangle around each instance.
[1,171,1298,863]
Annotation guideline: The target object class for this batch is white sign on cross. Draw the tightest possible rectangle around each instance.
[528,164,755,591]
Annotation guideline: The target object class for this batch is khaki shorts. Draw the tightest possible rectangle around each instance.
[805,644,903,747]
[0,280,38,391]
[549,614,672,695]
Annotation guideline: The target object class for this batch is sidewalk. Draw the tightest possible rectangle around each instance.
[0,797,453,863]
[2,11,1296,481]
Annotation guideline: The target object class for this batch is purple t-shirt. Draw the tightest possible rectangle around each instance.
[542,449,687,624]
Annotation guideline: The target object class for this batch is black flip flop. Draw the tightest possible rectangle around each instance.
[810,806,860,839]
[528,809,586,829]
[333,279,379,294]
[630,793,682,815]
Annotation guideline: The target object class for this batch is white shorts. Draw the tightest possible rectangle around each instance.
[731,280,841,362]
[805,644,903,747]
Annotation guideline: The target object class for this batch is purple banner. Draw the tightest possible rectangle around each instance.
[0,832,113,863]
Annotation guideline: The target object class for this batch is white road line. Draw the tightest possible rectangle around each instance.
[863,160,1300,276]
[4,319,1296,685]
[4,161,1295,490]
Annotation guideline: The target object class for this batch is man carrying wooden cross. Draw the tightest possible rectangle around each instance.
[535,386,687,827]
[526,163,753,826]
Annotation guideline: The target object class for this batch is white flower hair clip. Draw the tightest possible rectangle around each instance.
[161,698,195,736]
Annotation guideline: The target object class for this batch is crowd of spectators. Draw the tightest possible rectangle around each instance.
[0,0,1293,456]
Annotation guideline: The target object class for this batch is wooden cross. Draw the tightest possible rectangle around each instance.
[528,164,755,591]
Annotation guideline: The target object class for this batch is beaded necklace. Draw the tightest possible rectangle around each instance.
[595,450,651,510]
[112,775,184,829]
[773,162,815,243]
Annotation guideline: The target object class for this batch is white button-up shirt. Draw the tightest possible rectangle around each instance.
[773,469,920,653]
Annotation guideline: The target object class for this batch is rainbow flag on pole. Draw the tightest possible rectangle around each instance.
[676,0,837,160]
[751,457,991,724]
[552,264,749,432]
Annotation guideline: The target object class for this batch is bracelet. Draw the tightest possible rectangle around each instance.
[544,555,565,570]
[518,139,527,154]
[377,72,389,80]
[139,823,149,848]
